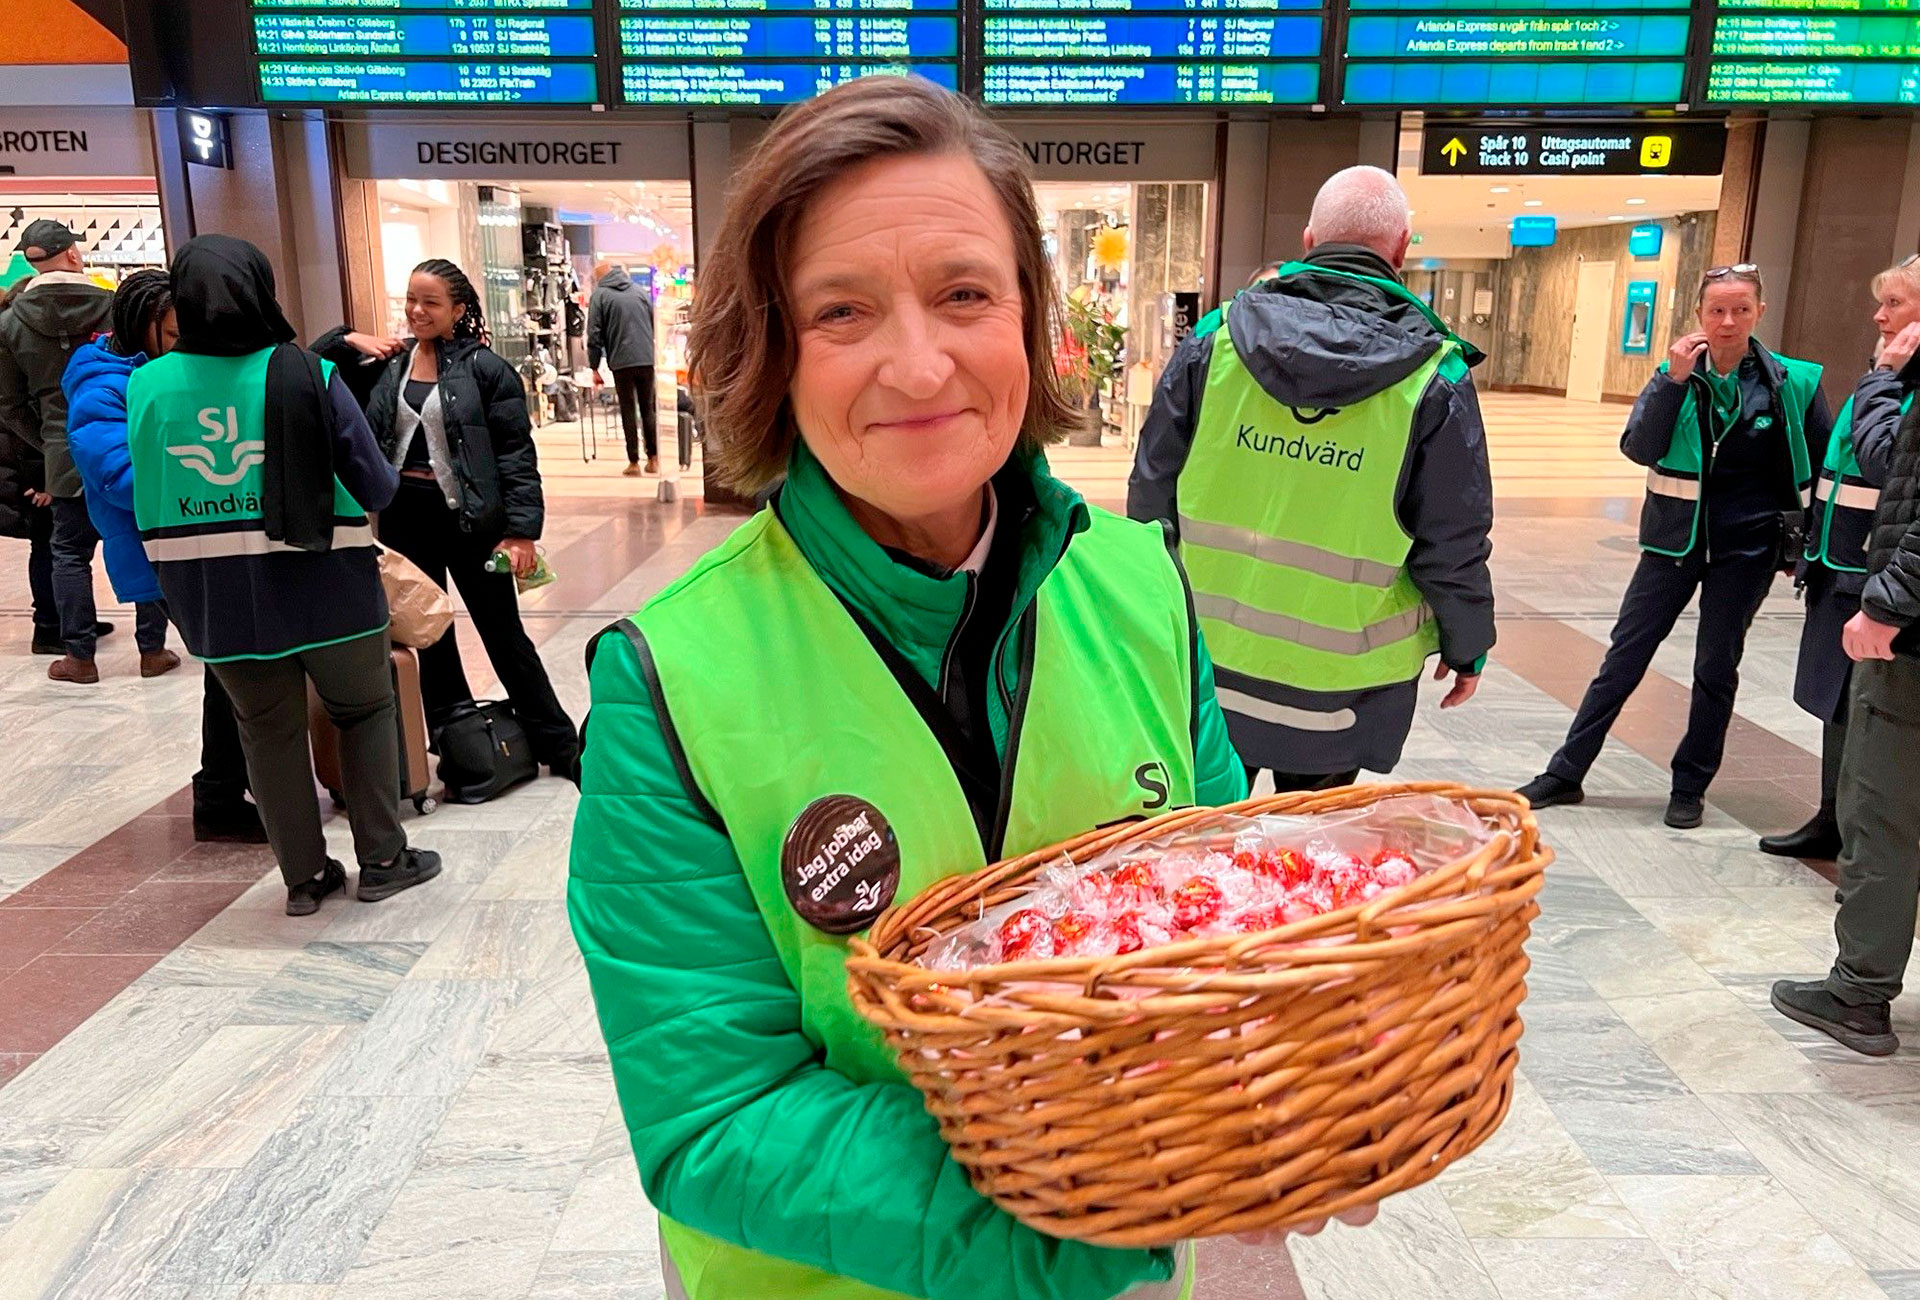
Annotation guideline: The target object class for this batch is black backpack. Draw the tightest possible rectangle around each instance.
[434,700,538,804]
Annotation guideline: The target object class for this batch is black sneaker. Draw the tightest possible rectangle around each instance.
[286,859,347,917]
[1770,979,1898,1057]
[1516,773,1585,809]
[1759,813,1843,860]
[1665,793,1705,830]
[194,801,270,844]
[357,847,443,902]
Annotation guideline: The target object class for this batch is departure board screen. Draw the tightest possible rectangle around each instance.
[980,1,1325,105]
[252,1,601,104]
[619,0,961,104]
[1341,1,1693,107]
[1708,2,1920,105]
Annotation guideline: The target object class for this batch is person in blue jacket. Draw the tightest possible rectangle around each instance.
[63,270,264,843]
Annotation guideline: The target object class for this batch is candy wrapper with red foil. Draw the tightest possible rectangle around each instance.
[922,793,1493,971]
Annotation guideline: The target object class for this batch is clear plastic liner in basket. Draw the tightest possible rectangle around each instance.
[923,794,1495,971]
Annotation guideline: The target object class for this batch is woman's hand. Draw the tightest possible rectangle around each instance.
[1668,331,1709,384]
[1433,661,1480,709]
[1844,610,1901,662]
[1233,1202,1380,1245]
[501,537,538,579]
[1879,322,1920,374]
[344,331,405,361]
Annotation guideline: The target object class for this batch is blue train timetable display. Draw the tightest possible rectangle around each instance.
[252,0,600,104]
[623,15,957,59]
[621,62,957,104]
[1341,2,1694,106]
[255,14,597,59]
[618,0,961,105]
[258,60,599,103]
[1708,2,1920,104]
[979,0,1325,106]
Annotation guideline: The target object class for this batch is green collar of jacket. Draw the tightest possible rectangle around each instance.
[1274,259,1487,370]
[774,439,1092,699]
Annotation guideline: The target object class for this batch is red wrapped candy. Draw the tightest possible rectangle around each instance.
[1109,911,1146,954]
[997,908,1055,960]
[1053,911,1098,946]
[1171,875,1225,930]
[1371,854,1419,891]
[1110,859,1162,903]
[1235,904,1289,934]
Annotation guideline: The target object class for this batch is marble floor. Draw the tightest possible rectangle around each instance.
[1,392,1917,1300]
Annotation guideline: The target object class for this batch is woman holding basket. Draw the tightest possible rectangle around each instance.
[568,78,1366,1300]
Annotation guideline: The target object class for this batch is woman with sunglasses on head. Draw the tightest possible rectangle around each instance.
[1520,264,1832,829]
[366,258,580,783]
[1760,258,1920,860]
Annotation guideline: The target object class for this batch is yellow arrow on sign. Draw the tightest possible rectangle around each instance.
[1441,138,1468,166]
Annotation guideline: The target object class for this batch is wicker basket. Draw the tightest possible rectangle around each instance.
[844,782,1550,1248]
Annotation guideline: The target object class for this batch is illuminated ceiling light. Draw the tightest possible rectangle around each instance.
[1523,199,1544,207]
[1625,197,1647,205]
[1489,185,1511,194]
[1607,215,1629,222]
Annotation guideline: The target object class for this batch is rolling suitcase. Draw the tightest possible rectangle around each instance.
[309,645,436,815]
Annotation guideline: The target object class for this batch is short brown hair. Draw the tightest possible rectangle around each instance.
[689,75,1084,494]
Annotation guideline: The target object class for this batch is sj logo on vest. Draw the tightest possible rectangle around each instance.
[1135,761,1172,811]
[168,406,266,488]
[780,795,902,936]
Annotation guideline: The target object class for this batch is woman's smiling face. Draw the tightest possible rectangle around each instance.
[785,150,1031,528]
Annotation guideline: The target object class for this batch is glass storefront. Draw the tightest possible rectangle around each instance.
[1034,178,1209,449]
[1,185,165,290]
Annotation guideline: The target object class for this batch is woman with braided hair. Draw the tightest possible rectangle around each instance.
[367,258,580,783]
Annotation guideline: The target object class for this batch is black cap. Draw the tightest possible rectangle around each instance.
[17,219,78,263]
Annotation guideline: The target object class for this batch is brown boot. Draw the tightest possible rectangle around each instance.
[48,655,99,684]
[140,649,182,678]
[622,462,643,477]
[644,455,660,475]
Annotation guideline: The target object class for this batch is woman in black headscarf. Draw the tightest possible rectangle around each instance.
[125,236,441,917]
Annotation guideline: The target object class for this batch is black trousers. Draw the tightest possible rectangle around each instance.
[377,479,579,766]
[613,365,658,463]
[210,632,407,887]
[50,496,100,657]
[1244,766,1362,794]
[26,500,54,638]
[195,668,252,812]
[1548,547,1777,797]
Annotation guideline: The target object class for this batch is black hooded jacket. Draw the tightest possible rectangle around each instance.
[0,270,112,498]
[1863,367,1920,655]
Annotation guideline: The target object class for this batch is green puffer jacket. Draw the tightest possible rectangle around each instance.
[568,445,1246,1300]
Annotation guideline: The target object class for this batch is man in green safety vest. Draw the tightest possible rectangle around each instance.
[1129,165,1496,791]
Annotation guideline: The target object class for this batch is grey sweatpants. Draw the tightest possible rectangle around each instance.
[1827,653,1920,1005]
[210,631,408,888]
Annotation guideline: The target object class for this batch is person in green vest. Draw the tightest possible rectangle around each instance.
[1761,258,1920,860]
[568,78,1371,1300]
[1129,165,1496,793]
[1520,265,1832,829]
[125,236,441,916]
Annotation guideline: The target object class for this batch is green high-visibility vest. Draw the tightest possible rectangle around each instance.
[1643,349,1821,558]
[629,505,1199,1300]
[1177,320,1445,696]
[1806,391,1907,573]
[129,349,367,546]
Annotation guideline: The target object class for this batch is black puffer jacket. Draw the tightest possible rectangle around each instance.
[1864,391,1920,655]
[366,336,543,542]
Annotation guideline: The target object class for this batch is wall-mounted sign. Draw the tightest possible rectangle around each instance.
[1628,223,1664,258]
[180,109,231,170]
[1622,280,1657,354]
[0,108,151,178]
[1420,122,1726,177]
[340,121,691,181]
[1004,122,1219,181]
[1510,215,1558,248]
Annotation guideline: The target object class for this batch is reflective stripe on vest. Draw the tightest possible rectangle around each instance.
[143,522,376,561]
[1647,469,1701,501]
[1815,479,1881,511]
[1807,389,1908,573]
[1175,321,1445,697]
[633,504,1197,1300]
